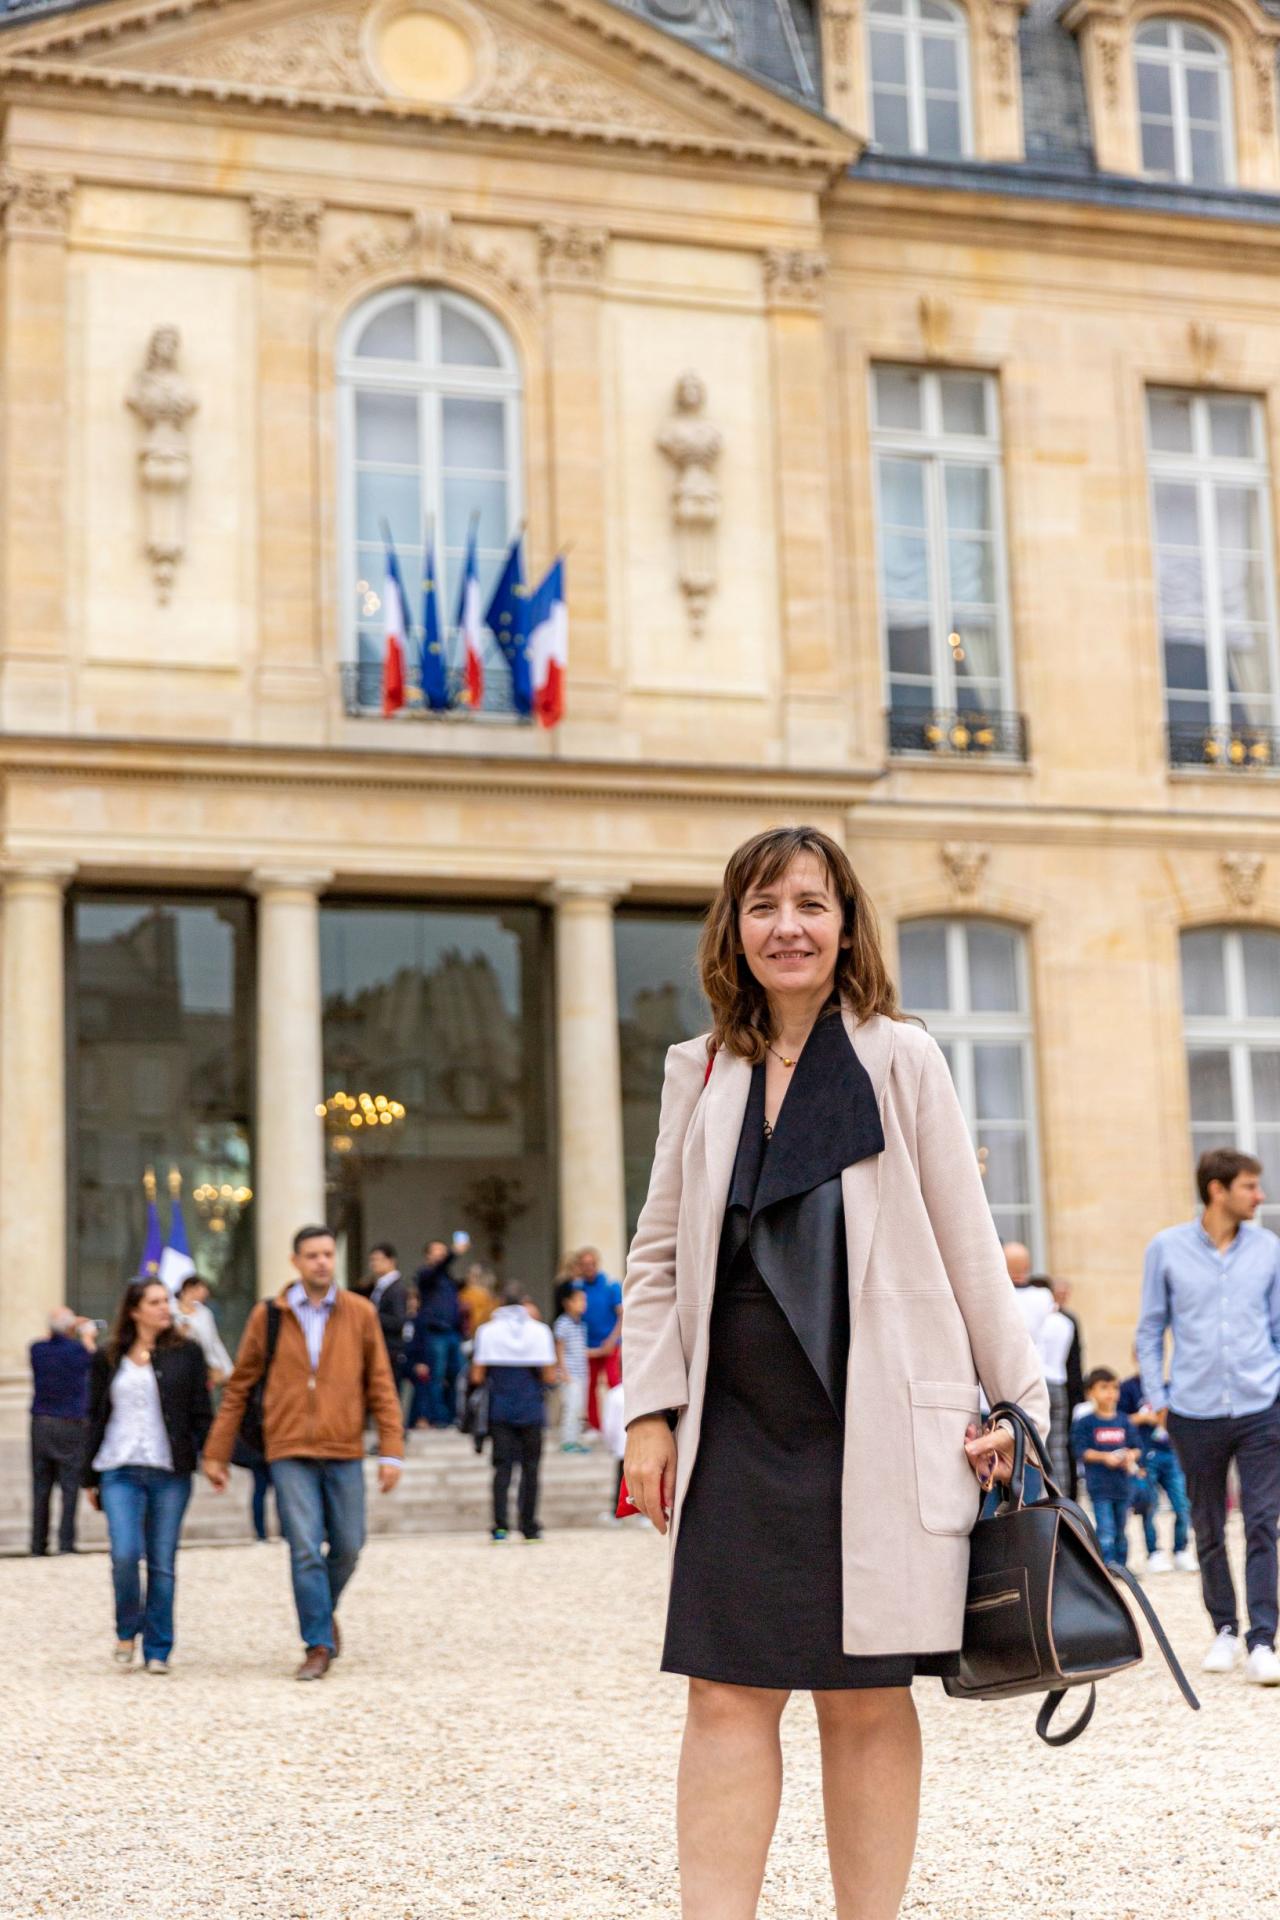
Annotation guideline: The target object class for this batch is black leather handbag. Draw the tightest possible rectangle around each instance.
[942,1400,1201,1745]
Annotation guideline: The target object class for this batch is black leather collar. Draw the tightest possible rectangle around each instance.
[728,1004,885,1219]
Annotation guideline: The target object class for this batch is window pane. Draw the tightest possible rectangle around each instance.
[439,303,501,368]
[1148,390,1194,453]
[944,463,992,532]
[888,619,932,677]
[1164,633,1210,691]
[879,455,927,527]
[899,921,949,1011]
[875,367,924,431]
[940,375,988,438]
[883,530,931,602]
[617,913,709,1240]
[442,396,506,472]
[355,389,418,465]
[951,618,1000,689]
[978,1130,1030,1207]
[1226,630,1273,715]
[1208,399,1255,460]
[1180,26,1218,57]
[1187,1047,1234,1121]
[1216,484,1261,551]
[1252,1051,1280,1122]
[872,86,911,149]
[921,34,959,90]
[1181,929,1228,1014]
[356,299,416,361]
[1158,549,1205,623]
[1185,66,1222,123]
[1219,553,1266,626]
[967,924,1021,1012]
[1136,21,1170,47]
[870,0,906,13]
[1154,480,1200,547]
[920,0,954,18]
[1137,59,1173,117]
[890,679,934,711]
[973,1044,1025,1122]
[869,26,907,85]
[948,536,995,605]
[1141,118,1177,178]
[356,468,420,546]
[1243,933,1280,1018]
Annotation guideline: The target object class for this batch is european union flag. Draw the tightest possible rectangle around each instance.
[420,528,450,711]
[484,530,532,716]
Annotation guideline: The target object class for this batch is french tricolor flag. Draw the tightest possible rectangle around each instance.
[380,536,410,717]
[529,556,567,729]
[456,521,484,708]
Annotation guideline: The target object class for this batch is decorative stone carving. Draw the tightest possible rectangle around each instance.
[762,248,827,312]
[323,210,535,316]
[986,3,1021,107]
[1254,39,1277,138]
[162,4,368,94]
[538,223,608,290]
[940,842,990,899]
[657,372,723,641]
[918,294,954,361]
[1189,319,1222,386]
[0,167,74,241]
[820,1,859,117]
[478,31,686,131]
[250,195,323,263]
[1221,851,1265,910]
[1096,26,1123,109]
[125,327,198,605]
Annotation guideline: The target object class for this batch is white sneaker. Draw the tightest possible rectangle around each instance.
[1203,1627,1240,1673]
[144,1658,170,1675]
[1173,1549,1198,1573]
[1245,1646,1280,1686]
[1145,1550,1174,1574]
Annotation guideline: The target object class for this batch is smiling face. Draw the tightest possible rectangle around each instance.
[736,851,849,1008]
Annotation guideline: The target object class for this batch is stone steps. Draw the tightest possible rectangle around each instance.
[6,1428,621,1554]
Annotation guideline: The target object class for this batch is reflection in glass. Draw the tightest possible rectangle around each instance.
[616,912,708,1241]
[69,895,256,1339]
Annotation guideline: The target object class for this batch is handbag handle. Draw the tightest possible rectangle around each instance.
[986,1399,1063,1508]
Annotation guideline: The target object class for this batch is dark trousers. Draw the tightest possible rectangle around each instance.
[491,1421,543,1537]
[30,1415,86,1554]
[1168,1398,1280,1652]
[250,1462,273,1541]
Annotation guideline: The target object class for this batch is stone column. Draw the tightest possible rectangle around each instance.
[0,169,75,732]
[538,226,613,717]
[763,248,843,763]
[249,197,326,741]
[252,869,332,1293]
[550,880,629,1273]
[0,863,74,1368]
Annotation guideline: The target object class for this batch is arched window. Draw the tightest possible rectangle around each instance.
[1181,926,1280,1225]
[867,0,971,158]
[337,286,523,709]
[899,917,1043,1255]
[1135,18,1234,186]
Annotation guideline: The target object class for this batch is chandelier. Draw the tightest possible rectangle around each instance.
[192,1182,253,1233]
[316,1089,407,1154]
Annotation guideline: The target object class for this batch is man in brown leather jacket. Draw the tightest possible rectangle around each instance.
[204,1224,404,1679]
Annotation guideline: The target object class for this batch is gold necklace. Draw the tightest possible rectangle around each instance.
[766,1042,796,1068]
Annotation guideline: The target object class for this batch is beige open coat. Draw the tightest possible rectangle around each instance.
[622,1006,1050,1657]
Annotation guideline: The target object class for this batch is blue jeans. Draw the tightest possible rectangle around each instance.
[423,1331,462,1426]
[1132,1448,1191,1555]
[272,1458,365,1654]
[98,1466,193,1662]
[1091,1493,1132,1567]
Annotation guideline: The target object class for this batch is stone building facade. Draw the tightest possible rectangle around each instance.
[1,0,1280,1381]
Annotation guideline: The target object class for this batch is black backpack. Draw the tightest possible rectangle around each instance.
[230,1303,282,1467]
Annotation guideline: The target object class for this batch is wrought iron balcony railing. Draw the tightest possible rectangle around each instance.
[341,657,522,720]
[1167,722,1279,771]
[887,707,1029,761]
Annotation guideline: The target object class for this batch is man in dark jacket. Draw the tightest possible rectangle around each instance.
[411,1240,463,1428]
[365,1243,408,1365]
[30,1309,95,1554]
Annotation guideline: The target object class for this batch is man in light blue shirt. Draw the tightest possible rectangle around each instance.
[1137,1148,1280,1686]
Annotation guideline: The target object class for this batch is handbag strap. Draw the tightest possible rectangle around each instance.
[1035,1684,1096,1747]
[1107,1561,1201,1712]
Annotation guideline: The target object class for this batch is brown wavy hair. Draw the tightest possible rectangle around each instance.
[697,826,906,1063]
[107,1278,182,1368]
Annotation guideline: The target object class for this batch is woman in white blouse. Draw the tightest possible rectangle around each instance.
[83,1279,212,1672]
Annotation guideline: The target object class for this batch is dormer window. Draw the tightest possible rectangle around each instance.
[1135,18,1234,186]
[867,0,972,159]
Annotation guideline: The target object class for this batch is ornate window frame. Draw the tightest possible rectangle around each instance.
[819,0,1031,162]
[1062,0,1280,189]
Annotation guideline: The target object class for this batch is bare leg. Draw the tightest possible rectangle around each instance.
[677,1677,791,1919]
[813,1687,922,1920]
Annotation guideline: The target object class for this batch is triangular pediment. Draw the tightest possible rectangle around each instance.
[0,0,854,168]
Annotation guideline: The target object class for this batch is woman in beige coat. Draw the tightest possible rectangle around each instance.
[623,826,1049,1920]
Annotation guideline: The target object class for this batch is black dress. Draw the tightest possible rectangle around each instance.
[662,1008,958,1690]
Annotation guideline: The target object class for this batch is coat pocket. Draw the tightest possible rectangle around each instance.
[909,1378,983,1537]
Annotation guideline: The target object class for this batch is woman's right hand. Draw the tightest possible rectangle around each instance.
[624,1414,677,1535]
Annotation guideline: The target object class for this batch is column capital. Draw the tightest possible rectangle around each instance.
[0,859,76,894]
[250,866,334,899]
[543,877,631,910]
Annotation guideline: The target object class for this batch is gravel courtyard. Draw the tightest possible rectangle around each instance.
[3,1523,1277,1919]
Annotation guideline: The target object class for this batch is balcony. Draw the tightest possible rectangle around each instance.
[1167,722,1279,772]
[340,656,522,721]
[887,707,1029,762]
